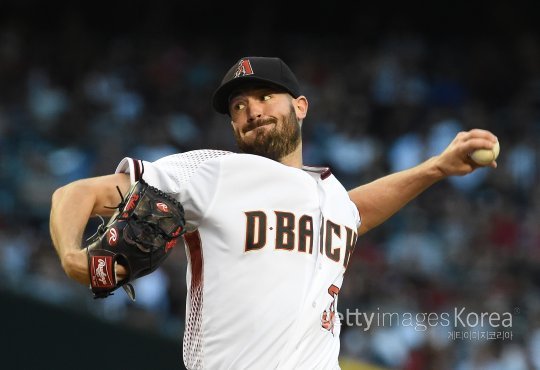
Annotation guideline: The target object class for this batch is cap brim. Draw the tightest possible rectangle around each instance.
[212,76,297,115]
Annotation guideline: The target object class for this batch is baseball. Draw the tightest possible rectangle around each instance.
[470,141,500,165]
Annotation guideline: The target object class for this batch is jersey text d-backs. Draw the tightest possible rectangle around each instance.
[116,150,361,370]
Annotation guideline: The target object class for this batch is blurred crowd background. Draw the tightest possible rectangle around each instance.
[1,2,540,369]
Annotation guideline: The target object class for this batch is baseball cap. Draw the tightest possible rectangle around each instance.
[212,56,301,114]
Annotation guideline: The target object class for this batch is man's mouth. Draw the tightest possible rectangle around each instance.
[245,119,275,133]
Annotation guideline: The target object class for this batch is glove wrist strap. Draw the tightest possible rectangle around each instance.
[87,249,117,298]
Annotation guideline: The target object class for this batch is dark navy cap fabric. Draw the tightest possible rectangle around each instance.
[212,57,301,114]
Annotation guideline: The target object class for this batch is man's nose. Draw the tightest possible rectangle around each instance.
[246,100,263,121]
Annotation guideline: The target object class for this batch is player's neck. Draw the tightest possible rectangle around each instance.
[278,143,303,169]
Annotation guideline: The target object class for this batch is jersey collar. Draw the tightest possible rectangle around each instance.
[302,165,332,180]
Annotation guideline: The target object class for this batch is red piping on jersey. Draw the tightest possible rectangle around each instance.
[302,166,332,180]
[131,158,142,181]
[320,169,331,180]
[184,231,203,292]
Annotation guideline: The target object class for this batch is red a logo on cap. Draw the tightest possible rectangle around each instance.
[234,59,254,78]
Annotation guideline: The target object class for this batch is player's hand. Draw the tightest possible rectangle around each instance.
[62,249,127,284]
[432,129,498,177]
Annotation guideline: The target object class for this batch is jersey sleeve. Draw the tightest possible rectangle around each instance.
[115,149,233,230]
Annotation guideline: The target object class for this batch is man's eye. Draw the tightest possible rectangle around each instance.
[235,103,245,110]
[262,95,271,101]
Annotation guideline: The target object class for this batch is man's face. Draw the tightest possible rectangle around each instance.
[229,87,302,162]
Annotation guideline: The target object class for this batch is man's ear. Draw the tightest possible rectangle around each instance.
[294,96,308,120]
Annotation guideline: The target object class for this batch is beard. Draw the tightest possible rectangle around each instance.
[234,105,301,162]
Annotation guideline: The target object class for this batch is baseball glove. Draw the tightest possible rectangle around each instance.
[85,179,186,301]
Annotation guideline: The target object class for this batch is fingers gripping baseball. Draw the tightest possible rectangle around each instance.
[435,129,499,176]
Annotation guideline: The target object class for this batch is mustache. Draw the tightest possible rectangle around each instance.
[244,117,277,133]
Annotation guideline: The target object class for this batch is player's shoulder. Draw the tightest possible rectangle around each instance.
[220,153,308,175]
[153,149,235,166]
[152,151,297,177]
[223,153,279,164]
[160,151,284,168]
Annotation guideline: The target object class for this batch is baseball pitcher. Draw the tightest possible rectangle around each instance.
[50,56,498,369]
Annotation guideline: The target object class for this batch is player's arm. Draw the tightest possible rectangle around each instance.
[49,173,131,284]
[349,129,498,235]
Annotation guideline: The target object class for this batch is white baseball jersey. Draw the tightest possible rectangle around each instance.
[116,150,361,370]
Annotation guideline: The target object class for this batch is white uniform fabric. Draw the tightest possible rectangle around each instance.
[116,150,361,370]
